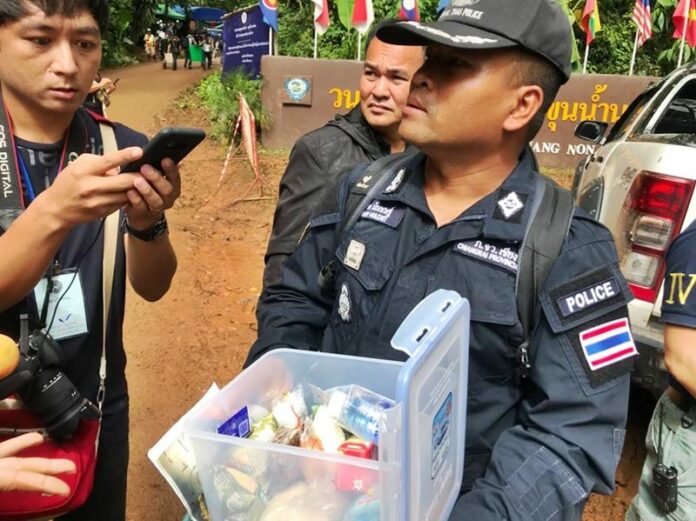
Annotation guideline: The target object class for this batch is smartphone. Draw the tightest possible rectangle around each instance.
[122,127,206,172]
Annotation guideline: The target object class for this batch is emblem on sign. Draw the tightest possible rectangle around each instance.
[283,78,310,102]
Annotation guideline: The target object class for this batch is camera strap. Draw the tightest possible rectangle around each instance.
[98,123,119,413]
[0,91,89,231]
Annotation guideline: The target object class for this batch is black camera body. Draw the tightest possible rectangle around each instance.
[0,330,100,441]
[651,463,678,514]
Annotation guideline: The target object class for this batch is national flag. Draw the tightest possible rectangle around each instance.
[352,0,374,35]
[399,0,420,21]
[312,0,330,34]
[259,0,279,31]
[580,0,601,45]
[437,0,450,14]
[674,0,696,48]
[632,0,652,47]
[578,318,638,371]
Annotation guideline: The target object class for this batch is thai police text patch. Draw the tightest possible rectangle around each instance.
[548,267,626,328]
[579,318,637,371]
[453,240,519,273]
[557,277,621,318]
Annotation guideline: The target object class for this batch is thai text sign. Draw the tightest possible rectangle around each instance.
[223,6,268,77]
[261,56,658,169]
[531,74,658,168]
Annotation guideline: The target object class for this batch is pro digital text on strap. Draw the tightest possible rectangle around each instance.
[0,91,88,230]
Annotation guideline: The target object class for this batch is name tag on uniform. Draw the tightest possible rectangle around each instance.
[344,240,366,271]
[557,278,620,317]
[453,240,519,273]
[360,201,405,228]
[34,271,88,340]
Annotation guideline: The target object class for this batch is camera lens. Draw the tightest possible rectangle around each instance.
[20,367,100,441]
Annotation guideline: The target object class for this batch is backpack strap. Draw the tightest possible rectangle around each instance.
[515,176,575,378]
[317,151,417,299]
[97,123,119,411]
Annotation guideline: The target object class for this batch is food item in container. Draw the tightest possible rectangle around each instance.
[259,481,351,521]
[249,413,277,443]
[304,405,345,453]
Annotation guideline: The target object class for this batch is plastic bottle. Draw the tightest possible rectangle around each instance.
[327,385,394,444]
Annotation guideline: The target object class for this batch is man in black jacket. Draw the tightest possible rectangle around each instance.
[261,25,423,291]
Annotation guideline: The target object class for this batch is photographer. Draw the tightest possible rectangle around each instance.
[0,1,180,519]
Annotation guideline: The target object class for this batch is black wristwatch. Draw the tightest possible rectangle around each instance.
[124,215,168,242]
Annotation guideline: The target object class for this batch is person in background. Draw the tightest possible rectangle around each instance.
[626,218,696,521]
[202,35,213,71]
[167,33,181,71]
[260,20,424,292]
[183,31,195,69]
[143,28,156,61]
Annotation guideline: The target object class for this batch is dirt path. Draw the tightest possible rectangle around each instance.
[108,60,648,521]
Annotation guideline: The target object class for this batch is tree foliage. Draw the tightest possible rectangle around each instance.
[103,0,694,75]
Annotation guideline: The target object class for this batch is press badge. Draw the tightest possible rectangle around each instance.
[33,270,89,340]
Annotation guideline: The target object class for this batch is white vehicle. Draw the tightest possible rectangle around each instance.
[573,65,696,396]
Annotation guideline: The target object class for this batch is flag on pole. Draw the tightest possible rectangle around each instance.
[352,0,374,35]
[399,0,420,21]
[674,0,696,47]
[555,0,581,72]
[259,0,279,31]
[580,0,601,45]
[437,0,450,13]
[632,0,652,47]
[312,0,330,34]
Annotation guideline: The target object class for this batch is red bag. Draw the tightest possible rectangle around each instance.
[0,406,100,520]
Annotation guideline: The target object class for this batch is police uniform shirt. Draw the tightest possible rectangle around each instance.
[662,218,696,400]
[252,150,636,519]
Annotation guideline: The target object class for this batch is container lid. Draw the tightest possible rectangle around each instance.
[391,289,470,521]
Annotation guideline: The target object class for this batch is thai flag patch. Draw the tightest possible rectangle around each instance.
[579,318,638,371]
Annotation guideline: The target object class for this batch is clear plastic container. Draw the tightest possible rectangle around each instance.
[185,289,470,521]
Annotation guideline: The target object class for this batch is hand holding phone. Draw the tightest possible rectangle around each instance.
[122,127,206,173]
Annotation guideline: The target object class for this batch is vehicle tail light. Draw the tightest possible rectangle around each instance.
[618,172,694,302]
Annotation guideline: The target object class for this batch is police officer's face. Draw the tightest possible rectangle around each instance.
[0,4,101,117]
[359,39,424,136]
[399,44,525,154]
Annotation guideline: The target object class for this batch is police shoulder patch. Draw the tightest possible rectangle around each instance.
[549,267,625,327]
[565,309,637,388]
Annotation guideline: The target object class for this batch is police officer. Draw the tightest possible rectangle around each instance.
[626,218,696,521]
[248,1,634,519]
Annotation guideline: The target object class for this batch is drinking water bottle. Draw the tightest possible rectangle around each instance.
[327,385,394,444]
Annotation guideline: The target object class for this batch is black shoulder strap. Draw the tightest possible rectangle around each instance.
[317,151,417,299]
[336,151,418,243]
[515,176,574,375]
